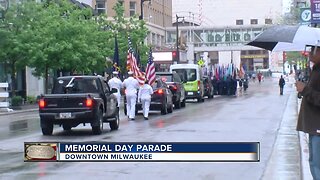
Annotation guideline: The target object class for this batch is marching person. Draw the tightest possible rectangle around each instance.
[138,79,153,120]
[278,75,285,95]
[123,71,139,120]
[296,45,320,180]
[108,71,122,107]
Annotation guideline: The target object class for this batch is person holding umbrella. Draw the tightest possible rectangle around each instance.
[296,45,320,180]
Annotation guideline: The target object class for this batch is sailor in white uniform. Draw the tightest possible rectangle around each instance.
[108,71,123,107]
[138,80,153,120]
[122,71,139,120]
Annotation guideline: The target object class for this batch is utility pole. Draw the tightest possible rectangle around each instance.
[176,14,184,64]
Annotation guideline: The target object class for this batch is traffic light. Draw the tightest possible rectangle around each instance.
[300,51,309,57]
[172,51,178,61]
[283,52,287,62]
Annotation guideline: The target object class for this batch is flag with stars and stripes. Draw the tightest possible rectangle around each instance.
[126,37,145,85]
[146,47,156,85]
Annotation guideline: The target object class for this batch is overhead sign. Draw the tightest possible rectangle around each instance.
[241,55,268,59]
[300,8,311,25]
[152,52,172,62]
[311,0,320,23]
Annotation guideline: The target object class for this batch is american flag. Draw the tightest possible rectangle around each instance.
[126,37,145,85]
[146,47,156,85]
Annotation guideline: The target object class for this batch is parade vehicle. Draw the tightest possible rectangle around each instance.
[156,72,186,109]
[38,76,120,135]
[124,78,173,115]
[170,64,205,102]
[202,76,214,99]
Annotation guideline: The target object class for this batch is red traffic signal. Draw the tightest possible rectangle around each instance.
[300,51,309,57]
[172,51,177,61]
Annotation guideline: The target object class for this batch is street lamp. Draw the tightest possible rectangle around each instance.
[175,14,184,64]
[139,0,151,20]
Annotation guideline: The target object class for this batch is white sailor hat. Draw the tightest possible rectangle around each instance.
[128,71,134,75]
[112,71,119,75]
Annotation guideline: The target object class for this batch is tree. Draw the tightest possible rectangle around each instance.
[0,2,36,96]
[24,0,113,93]
[108,2,149,73]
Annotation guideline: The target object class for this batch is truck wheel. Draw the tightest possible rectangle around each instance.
[110,108,120,130]
[41,118,53,136]
[63,124,71,131]
[197,97,204,103]
[161,101,168,115]
[92,109,103,135]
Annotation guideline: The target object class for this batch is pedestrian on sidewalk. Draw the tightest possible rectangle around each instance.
[138,79,153,120]
[258,72,262,84]
[296,45,320,180]
[279,75,285,95]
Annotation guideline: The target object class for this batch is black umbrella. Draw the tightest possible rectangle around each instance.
[247,25,320,51]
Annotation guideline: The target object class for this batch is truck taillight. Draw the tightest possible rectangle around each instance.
[39,99,45,109]
[198,80,200,90]
[155,89,164,94]
[85,98,93,107]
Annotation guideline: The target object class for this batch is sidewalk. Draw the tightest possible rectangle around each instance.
[0,104,38,116]
[262,77,312,180]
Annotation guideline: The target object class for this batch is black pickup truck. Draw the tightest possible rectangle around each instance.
[38,76,119,135]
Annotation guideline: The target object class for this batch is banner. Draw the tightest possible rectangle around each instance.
[24,142,260,162]
[311,0,320,24]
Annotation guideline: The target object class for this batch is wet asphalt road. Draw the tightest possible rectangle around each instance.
[0,78,294,180]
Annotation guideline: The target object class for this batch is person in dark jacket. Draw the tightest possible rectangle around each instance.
[279,75,285,95]
[296,45,320,180]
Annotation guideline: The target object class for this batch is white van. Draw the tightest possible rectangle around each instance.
[170,64,205,102]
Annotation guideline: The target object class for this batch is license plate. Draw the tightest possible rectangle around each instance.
[187,92,193,95]
[59,112,72,119]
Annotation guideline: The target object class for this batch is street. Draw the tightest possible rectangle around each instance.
[0,78,295,180]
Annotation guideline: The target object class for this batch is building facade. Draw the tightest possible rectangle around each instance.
[92,0,172,50]
[170,0,287,72]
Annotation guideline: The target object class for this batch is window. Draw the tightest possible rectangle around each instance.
[250,19,258,25]
[129,1,136,17]
[236,19,243,25]
[96,0,106,15]
[52,78,99,94]
[265,19,272,24]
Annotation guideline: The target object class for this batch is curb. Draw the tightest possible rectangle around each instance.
[297,98,313,180]
[261,90,301,180]
[0,108,38,116]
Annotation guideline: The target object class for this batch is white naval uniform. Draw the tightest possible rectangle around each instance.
[123,77,139,119]
[138,84,153,118]
[108,77,123,107]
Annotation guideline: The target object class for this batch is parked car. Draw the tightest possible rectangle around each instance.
[203,76,214,99]
[38,76,120,135]
[156,72,186,109]
[124,78,173,115]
